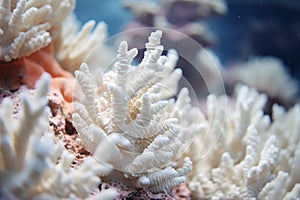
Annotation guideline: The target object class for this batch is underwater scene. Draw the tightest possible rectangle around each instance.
[0,0,300,199]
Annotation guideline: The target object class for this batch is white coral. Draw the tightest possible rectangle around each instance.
[0,0,75,61]
[54,13,113,73]
[0,0,111,73]
[189,85,300,199]
[73,30,203,193]
[0,74,115,200]
[225,56,298,101]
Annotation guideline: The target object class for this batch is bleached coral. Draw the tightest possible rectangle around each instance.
[73,30,203,193]
[0,73,116,200]
[54,14,113,73]
[123,0,228,99]
[225,56,299,101]
[189,84,300,199]
[0,0,75,61]
[0,0,111,76]
[193,49,224,96]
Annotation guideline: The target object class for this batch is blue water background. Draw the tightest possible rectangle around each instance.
[75,1,300,85]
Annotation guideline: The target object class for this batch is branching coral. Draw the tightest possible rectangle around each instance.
[0,0,112,103]
[122,0,227,98]
[188,85,300,199]
[0,74,116,199]
[0,0,78,103]
[1,1,299,199]
[53,13,112,73]
[225,56,299,102]
[0,0,75,62]
[73,30,203,193]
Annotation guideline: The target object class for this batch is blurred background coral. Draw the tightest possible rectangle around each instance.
[75,0,300,83]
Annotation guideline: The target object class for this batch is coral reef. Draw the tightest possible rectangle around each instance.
[0,43,74,101]
[188,85,300,199]
[223,56,299,115]
[72,30,203,193]
[0,0,75,62]
[46,88,90,164]
[122,0,227,98]
[224,56,298,102]
[0,0,76,103]
[0,0,109,102]
[0,74,116,199]
[53,13,113,74]
[1,0,300,199]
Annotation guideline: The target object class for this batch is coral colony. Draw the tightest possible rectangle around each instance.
[0,0,299,200]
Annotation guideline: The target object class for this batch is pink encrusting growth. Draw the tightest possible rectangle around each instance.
[0,43,75,102]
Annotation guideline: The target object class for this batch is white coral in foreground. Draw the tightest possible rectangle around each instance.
[73,30,203,193]
[0,74,116,200]
[0,0,75,61]
[0,0,111,74]
[189,85,300,199]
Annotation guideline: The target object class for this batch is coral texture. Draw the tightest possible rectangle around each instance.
[123,0,227,98]
[188,85,300,199]
[53,13,112,73]
[99,182,175,200]
[0,74,116,200]
[0,0,78,102]
[0,0,75,62]
[1,1,300,199]
[0,0,108,101]
[73,30,203,193]
[47,89,90,164]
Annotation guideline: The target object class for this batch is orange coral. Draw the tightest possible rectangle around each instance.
[0,43,75,102]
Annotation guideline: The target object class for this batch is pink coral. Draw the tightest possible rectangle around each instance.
[0,43,75,103]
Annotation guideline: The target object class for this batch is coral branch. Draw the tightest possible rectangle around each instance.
[73,31,203,193]
[189,85,300,199]
[0,0,75,62]
[0,74,114,199]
